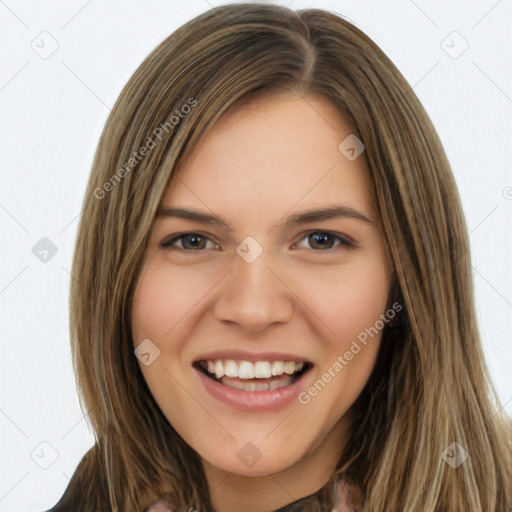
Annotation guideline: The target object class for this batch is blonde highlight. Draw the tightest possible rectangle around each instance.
[50,3,511,511]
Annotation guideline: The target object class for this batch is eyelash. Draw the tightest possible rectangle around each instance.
[160,231,355,252]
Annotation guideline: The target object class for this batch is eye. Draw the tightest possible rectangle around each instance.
[293,231,355,251]
[160,231,354,252]
[160,232,219,251]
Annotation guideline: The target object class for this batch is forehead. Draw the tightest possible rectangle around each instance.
[162,94,376,223]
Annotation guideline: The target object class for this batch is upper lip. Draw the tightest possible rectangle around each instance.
[193,350,312,364]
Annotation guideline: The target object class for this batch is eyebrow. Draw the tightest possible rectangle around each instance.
[156,204,375,231]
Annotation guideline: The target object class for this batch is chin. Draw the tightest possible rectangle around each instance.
[198,441,305,477]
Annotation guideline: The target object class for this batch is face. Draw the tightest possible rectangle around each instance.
[131,94,393,479]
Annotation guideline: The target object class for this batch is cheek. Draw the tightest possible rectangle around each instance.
[294,258,391,416]
[131,265,211,346]
[130,266,208,421]
[302,260,391,348]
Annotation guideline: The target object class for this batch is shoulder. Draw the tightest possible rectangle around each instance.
[44,451,88,511]
[44,445,108,511]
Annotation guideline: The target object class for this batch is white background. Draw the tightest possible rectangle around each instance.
[1,1,511,510]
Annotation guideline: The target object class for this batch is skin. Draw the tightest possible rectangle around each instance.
[132,94,394,512]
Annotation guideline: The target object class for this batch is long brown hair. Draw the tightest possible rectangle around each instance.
[53,3,511,511]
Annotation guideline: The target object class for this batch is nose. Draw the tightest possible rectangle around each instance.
[212,250,294,335]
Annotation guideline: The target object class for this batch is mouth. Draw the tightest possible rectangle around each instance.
[193,358,313,392]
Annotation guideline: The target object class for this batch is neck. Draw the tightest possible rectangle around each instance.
[201,414,352,512]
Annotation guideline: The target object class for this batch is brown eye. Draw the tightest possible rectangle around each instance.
[161,233,218,250]
[293,231,354,250]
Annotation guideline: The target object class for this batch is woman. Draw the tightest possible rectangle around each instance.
[47,3,512,511]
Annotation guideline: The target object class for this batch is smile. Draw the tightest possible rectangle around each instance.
[193,357,313,411]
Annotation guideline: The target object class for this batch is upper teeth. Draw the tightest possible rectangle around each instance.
[204,359,304,379]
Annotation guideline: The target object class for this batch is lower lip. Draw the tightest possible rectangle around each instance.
[194,367,311,413]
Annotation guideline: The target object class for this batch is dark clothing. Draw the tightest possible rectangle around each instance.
[45,448,354,512]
